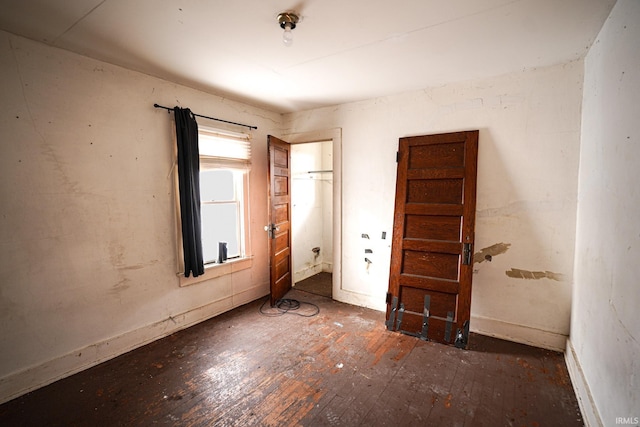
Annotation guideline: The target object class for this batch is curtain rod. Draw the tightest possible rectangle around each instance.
[153,103,257,130]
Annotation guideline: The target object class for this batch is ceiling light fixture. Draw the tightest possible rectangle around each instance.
[277,12,299,47]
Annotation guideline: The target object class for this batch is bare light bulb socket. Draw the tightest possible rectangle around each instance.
[277,12,299,47]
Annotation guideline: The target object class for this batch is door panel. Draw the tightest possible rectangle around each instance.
[405,216,461,240]
[268,136,292,306]
[402,250,459,279]
[274,204,289,223]
[387,131,478,348]
[409,142,465,168]
[407,179,464,204]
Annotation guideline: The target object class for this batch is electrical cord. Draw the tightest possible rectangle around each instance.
[259,297,320,317]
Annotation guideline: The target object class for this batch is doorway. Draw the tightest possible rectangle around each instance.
[290,141,333,298]
[267,128,342,304]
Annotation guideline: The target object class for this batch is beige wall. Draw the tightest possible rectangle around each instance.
[567,1,640,425]
[284,61,584,351]
[0,31,279,403]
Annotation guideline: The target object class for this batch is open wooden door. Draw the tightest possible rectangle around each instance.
[387,131,478,348]
[267,136,292,306]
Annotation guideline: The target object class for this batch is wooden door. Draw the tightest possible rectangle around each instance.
[267,136,292,306]
[387,131,478,348]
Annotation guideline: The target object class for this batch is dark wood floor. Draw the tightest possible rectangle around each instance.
[0,289,583,426]
[294,272,332,298]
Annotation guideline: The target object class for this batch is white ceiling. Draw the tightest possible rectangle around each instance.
[0,0,615,113]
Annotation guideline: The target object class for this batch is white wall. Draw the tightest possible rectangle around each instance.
[321,141,333,272]
[0,31,279,403]
[567,1,640,425]
[291,141,333,282]
[291,142,322,281]
[284,61,584,351]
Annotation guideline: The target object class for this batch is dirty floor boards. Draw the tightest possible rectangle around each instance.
[294,272,332,298]
[0,289,583,426]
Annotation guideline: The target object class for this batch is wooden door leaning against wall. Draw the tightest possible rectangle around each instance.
[386,130,478,348]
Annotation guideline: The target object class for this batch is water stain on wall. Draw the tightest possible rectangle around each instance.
[109,242,126,268]
[111,278,131,293]
[474,242,511,264]
[505,268,563,281]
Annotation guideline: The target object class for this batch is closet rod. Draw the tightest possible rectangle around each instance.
[153,103,257,130]
[307,170,333,173]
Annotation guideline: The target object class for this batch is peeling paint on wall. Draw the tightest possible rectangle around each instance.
[505,268,563,281]
[474,242,511,263]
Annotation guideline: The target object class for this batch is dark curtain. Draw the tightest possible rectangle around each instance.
[174,107,204,277]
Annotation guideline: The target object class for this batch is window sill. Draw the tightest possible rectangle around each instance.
[178,257,253,287]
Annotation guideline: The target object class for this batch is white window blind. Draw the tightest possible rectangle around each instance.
[198,128,251,170]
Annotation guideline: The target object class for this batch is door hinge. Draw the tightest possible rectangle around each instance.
[463,243,472,265]
[444,311,454,342]
[454,320,470,349]
[386,296,398,330]
[396,151,400,163]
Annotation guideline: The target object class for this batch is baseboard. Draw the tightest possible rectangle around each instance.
[0,285,268,405]
[333,288,386,312]
[565,339,603,427]
[470,315,567,351]
[232,283,270,307]
[293,263,323,283]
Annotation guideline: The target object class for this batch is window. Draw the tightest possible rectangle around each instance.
[200,169,243,263]
[198,127,251,266]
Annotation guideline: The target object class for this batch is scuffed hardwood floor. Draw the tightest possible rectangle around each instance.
[294,272,332,298]
[0,289,583,426]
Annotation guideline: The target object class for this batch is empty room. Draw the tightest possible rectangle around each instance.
[0,1,638,426]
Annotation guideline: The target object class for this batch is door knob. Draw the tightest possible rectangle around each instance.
[264,223,279,239]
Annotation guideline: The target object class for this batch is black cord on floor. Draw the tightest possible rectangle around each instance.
[259,297,320,317]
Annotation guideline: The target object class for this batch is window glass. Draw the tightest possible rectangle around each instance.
[201,202,240,263]
[200,170,234,201]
